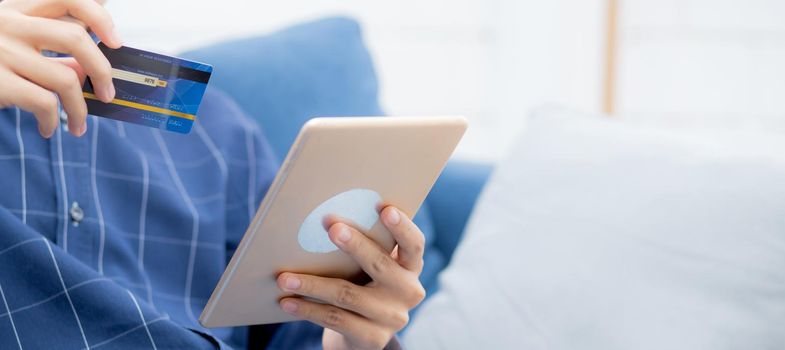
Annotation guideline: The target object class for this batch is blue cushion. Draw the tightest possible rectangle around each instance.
[181,16,383,161]
[426,160,494,264]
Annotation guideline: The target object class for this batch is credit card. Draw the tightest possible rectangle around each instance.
[82,43,213,134]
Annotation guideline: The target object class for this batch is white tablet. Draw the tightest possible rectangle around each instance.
[199,116,467,327]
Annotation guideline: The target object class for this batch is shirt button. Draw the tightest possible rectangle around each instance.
[69,202,84,227]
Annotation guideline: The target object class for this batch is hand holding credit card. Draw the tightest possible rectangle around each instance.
[83,43,213,134]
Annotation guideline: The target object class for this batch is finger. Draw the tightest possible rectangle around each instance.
[8,0,122,48]
[11,51,87,136]
[328,223,403,285]
[49,57,87,84]
[381,206,425,272]
[0,70,60,138]
[17,17,114,102]
[279,297,392,350]
[62,0,122,48]
[277,273,407,325]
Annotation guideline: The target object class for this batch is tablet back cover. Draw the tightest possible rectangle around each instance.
[200,116,467,327]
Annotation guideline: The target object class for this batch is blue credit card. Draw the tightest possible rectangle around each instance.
[82,43,213,134]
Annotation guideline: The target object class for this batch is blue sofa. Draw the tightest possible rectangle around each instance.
[182,16,492,347]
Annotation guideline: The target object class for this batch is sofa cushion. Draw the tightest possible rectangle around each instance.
[181,16,383,161]
[405,106,785,349]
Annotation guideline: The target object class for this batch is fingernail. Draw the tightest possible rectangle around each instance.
[101,84,116,103]
[385,208,401,226]
[78,123,87,137]
[112,27,123,47]
[39,124,53,139]
[284,276,301,291]
[337,225,352,243]
[281,300,298,314]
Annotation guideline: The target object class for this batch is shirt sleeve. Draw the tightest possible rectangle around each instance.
[220,109,278,266]
[0,207,224,349]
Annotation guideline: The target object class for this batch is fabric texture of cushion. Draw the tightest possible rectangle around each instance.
[404,106,785,349]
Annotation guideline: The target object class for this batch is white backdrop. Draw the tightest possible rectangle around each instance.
[618,0,785,126]
[106,0,785,161]
[105,0,606,161]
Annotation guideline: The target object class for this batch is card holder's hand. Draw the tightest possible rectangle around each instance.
[277,206,427,350]
[0,0,121,138]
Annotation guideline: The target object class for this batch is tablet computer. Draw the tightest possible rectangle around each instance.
[199,116,467,327]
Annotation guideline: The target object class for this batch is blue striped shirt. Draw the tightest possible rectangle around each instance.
[0,88,281,349]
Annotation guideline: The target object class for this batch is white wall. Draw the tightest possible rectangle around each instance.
[487,0,605,159]
[106,0,785,160]
[617,0,785,128]
[106,0,606,161]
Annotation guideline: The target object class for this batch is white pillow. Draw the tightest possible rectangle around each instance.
[405,107,785,350]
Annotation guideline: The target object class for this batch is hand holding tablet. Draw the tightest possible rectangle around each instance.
[281,206,427,350]
[200,116,467,334]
